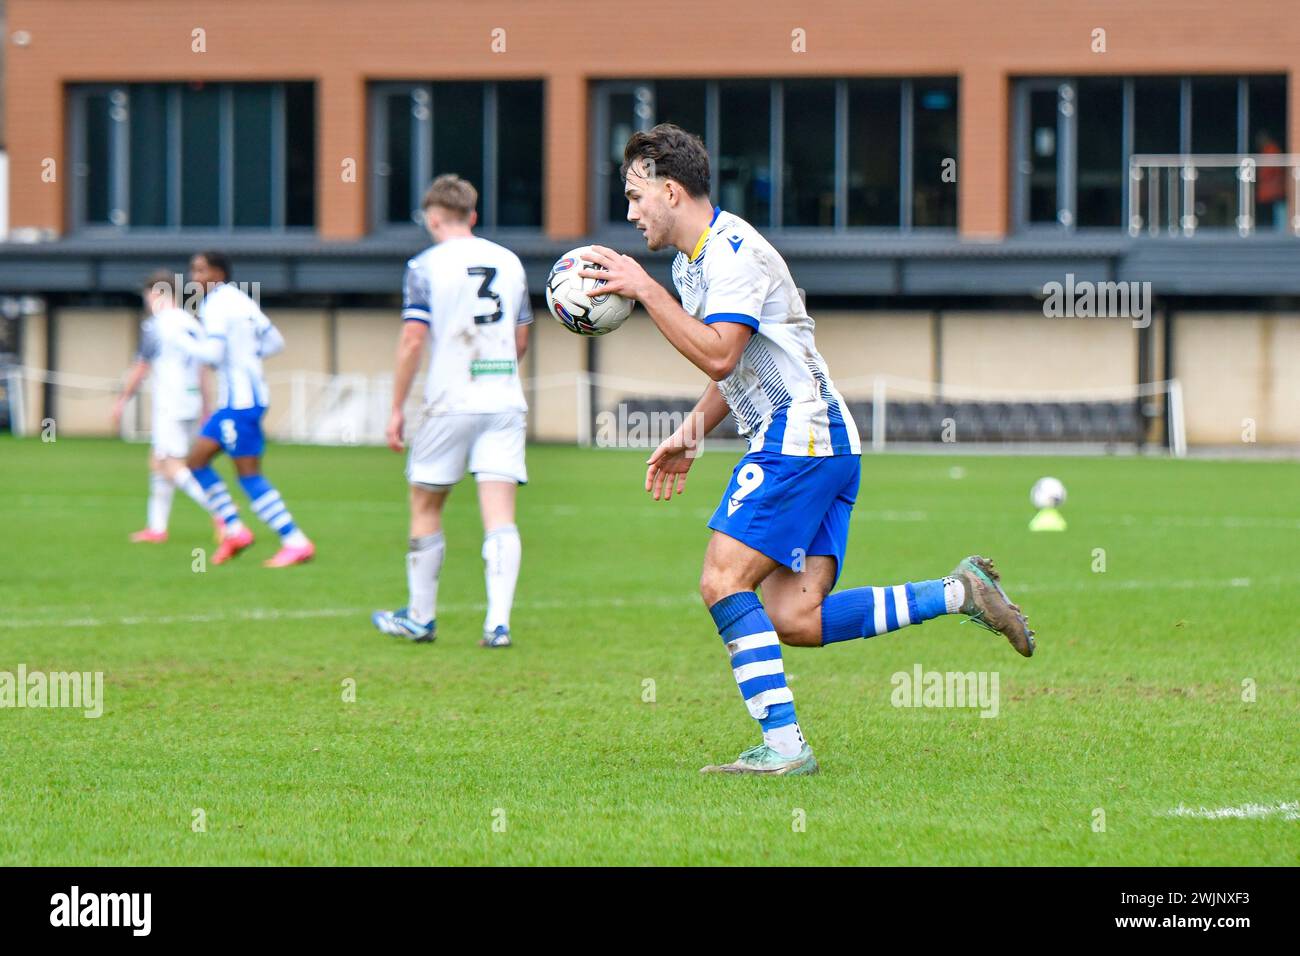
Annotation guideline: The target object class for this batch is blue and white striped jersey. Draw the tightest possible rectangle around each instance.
[671,208,860,457]
[198,283,278,410]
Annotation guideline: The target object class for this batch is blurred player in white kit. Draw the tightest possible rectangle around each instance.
[113,270,220,543]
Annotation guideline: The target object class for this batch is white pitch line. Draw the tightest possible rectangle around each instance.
[0,592,704,631]
[3,572,1297,631]
[1162,801,1299,821]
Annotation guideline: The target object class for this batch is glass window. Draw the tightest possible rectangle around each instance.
[847,80,901,227]
[232,85,274,227]
[382,92,414,224]
[74,81,313,232]
[495,82,543,227]
[1026,88,1060,224]
[83,93,112,224]
[782,81,836,227]
[913,80,958,227]
[1019,74,1288,233]
[1076,78,1123,228]
[718,82,772,226]
[374,81,543,229]
[1191,77,1238,152]
[594,78,958,232]
[655,81,706,138]
[129,84,170,228]
[604,91,636,225]
[180,85,221,227]
[284,83,315,228]
[432,82,484,198]
[1191,77,1239,227]
[1248,75,1287,151]
[1133,78,1181,154]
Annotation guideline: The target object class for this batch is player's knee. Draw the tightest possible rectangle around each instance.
[767,603,821,647]
[698,568,744,607]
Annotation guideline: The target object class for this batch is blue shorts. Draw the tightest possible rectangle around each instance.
[707,448,861,586]
[200,405,266,458]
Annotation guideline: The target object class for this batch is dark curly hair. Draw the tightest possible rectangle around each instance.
[621,123,711,198]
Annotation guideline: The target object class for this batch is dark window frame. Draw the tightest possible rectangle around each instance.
[368,80,546,234]
[67,82,314,235]
[1011,74,1288,234]
[590,77,959,235]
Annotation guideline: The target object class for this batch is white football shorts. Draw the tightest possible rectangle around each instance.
[152,416,199,459]
[406,410,528,487]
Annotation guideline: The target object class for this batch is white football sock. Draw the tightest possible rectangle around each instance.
[482,524,521,632]
[283,528,309,548]
[763,722,806,758]
[147,472,175,532]
[172,467,209,510]
[407,532,445,625]
[943,576,966,614]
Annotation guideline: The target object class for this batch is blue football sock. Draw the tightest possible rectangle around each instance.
[709,591,801,748]
[191,466,242,527]
[238,474,298,539]
[820,579,952,645]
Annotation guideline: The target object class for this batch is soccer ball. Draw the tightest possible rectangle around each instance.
[545,246,633,336]
[1031,476,1067,509]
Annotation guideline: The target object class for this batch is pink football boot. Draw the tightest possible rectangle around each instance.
[212,526,255,565]
[263,538,315,568]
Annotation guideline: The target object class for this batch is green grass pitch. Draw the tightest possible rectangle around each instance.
[1,436,1296,865]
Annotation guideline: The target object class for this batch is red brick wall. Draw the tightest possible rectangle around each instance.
[7,0,1297,239]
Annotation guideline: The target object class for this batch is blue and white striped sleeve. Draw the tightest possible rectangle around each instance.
[402,260,432,325]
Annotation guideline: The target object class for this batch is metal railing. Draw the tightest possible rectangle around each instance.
[1129,153,1300,237]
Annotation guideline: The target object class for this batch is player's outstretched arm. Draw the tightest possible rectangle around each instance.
[645,383,729,501]
[580,246,750,381]
[175,330,226,367]
[111,359,151,429]
[388,320,427,452]
[257,322,285,358]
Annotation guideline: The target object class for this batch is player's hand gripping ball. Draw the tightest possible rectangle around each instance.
[545,245,633,336]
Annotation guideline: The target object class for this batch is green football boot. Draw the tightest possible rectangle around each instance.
[700,743,820,776]
[951,555,1036,657]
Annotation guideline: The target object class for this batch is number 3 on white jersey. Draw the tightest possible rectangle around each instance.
[726,463,764,516]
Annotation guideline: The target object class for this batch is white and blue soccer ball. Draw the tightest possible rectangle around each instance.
[545,245,633,336]
[1031,476,1067,509]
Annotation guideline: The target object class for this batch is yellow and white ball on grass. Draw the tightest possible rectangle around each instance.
[545,245,633,336]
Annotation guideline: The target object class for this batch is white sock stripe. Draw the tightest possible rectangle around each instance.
[726,630,780,655]
[745,687,794,718]
[251,490,281,511]
[872,587,887,635]
[892,585,911,627]
[218,504,238,518]
[732,658,786,685]
[269,512,294,530]
[257,503,287,521]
